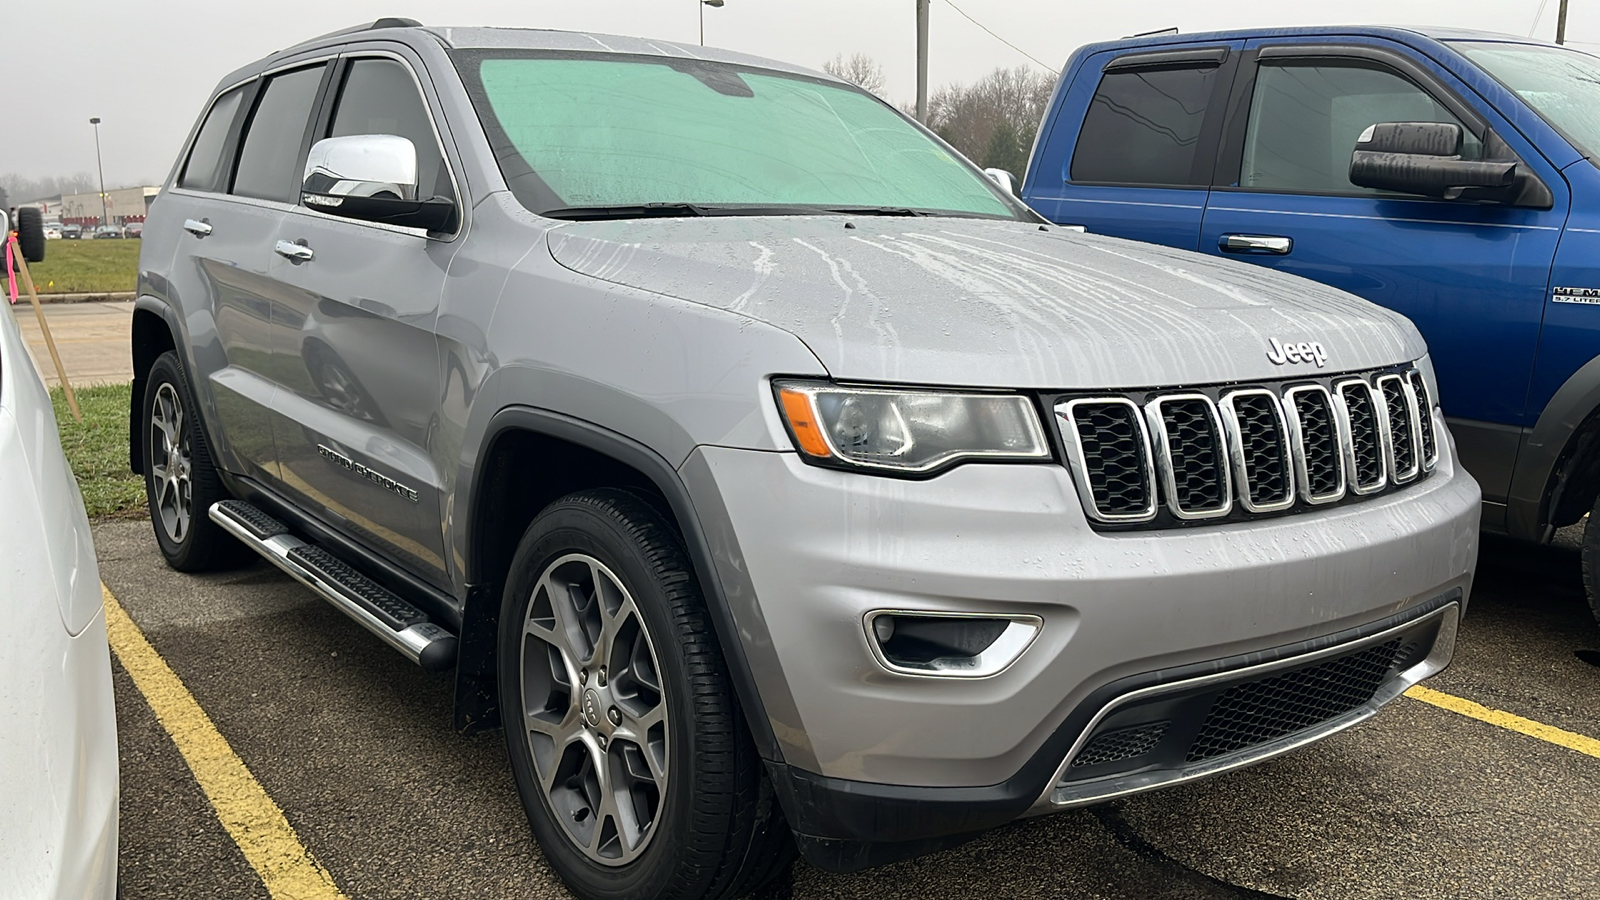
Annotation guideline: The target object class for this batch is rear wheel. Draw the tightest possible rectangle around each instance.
[498,489,792,900]
[142,351,251,572]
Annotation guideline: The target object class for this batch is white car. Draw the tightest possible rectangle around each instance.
[43,222,63,240]
[0,212,119,897]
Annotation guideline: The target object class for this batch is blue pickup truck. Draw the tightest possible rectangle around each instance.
[1022,26,1600,625]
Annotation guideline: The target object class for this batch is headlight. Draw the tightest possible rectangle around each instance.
[774,380,1050,474]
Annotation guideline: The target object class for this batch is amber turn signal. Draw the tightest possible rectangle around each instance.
[778,387,834,459]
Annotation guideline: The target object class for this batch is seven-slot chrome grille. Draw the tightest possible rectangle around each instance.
[1056,367,1439,527]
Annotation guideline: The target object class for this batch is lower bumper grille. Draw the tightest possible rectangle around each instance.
[1185,638,1408,762]
[1052,602,1452,800]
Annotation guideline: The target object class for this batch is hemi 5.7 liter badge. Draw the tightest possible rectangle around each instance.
[1553,287,1600,305]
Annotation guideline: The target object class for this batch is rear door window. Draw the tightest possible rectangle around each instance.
[1240,62,1481,194]
[179,86,246,192]
[1070,65,1221,185]
[232,65,326,203]
[326,58,453,202]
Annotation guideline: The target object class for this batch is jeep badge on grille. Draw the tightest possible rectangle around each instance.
[1266,338,1328,367]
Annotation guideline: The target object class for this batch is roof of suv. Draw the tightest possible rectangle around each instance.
[259,18,831,83]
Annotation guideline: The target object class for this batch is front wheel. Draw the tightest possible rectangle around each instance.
[498,489,792,900]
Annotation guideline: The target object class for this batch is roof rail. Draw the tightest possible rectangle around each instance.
[279,17,424,54]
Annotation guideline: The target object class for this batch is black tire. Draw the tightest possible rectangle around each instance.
[498,489,793,900]
[141,351,253,572]
[1584,495,1600,631]
[16,207,45,263]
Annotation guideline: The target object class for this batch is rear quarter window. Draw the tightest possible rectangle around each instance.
[1070,65,1219,186]
[178,87,246,193]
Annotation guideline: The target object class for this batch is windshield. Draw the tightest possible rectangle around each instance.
[451,51,1020,220]
[1454,41,1600,160]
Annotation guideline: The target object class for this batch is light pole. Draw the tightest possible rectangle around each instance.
[699,0,723,46]
[89,117,109,228]
[915,0,930,123]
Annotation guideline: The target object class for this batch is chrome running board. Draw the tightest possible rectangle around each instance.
[208,500,458,672]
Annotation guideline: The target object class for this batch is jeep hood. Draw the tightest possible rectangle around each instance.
[546,217,1424,389]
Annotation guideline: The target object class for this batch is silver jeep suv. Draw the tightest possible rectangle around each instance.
[132,19,1481,900]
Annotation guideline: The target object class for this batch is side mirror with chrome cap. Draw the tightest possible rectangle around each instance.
[301,134,456,231]
[984,167,1019,196]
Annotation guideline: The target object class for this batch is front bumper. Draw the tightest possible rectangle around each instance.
[679,437,1478,863]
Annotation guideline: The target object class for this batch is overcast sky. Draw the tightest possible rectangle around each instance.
[6,0,1593,188]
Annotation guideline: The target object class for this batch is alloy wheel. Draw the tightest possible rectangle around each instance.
[149,382,193,543]
[518,553,669,865]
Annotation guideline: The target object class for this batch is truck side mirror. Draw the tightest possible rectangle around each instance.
[301,134,456,232]
[1348,121,1516,201]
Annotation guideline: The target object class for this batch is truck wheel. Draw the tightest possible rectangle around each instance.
[498,489,792,900]
[1585,496,1600,631]
[15,207,46,263]
[142,352,251,572]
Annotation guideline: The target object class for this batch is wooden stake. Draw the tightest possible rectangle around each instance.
[9,236,81,421]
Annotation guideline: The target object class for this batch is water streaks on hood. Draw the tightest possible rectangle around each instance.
[547,217,1425,389]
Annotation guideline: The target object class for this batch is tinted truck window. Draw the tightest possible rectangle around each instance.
[1070,66,1218,185]
[329,59,452,202]
[1241,63,1480,194]
[232,65,325,203]
[179,87,245,192]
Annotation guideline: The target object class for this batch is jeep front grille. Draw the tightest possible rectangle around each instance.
[1407,370,1438,469]
[1283,385,1343,504]
[1059,398,1156,521]
[1056,366,1437,527]
[1150,395,1230,519]
[1335,380,1386,494]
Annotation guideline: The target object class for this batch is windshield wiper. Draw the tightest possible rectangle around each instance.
[541,203,945,221]
[540,203,716,221]
[819,205,934,217]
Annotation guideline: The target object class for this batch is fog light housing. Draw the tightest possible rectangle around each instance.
[864,611,1041,678]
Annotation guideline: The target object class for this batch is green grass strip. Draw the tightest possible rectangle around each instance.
[50,382,145,518]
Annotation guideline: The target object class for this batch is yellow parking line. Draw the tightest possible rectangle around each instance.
[1405,684,1600,759]
[102,583,348,899]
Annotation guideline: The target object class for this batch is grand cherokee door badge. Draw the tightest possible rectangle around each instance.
[318,444,419,502]
[1553,287,1600,305]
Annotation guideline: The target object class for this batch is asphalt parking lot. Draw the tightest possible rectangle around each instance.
[97,519,1600,900]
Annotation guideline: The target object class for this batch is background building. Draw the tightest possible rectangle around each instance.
[60,186,160,226]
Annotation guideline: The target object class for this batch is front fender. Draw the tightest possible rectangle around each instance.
[1506,351,1600,540]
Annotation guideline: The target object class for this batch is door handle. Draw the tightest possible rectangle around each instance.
[182,218,212,238]
[274,239,314,263]
[1220,234,1292,255]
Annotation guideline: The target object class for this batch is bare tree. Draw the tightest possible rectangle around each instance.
[823,53,888,98]
[0,172,100,203]
[926,65,1058,178]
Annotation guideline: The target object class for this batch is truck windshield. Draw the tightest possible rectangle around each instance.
[1454,42,1600,160]
[451,51,1019,221]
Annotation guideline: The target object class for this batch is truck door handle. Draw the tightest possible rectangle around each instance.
[1220,234,1292,255]
[182,219,212,238]
[274,240,314,263]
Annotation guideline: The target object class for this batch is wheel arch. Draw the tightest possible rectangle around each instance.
[452,405,781,763]
[129,297,181,474]
[1507,353,1600,541]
